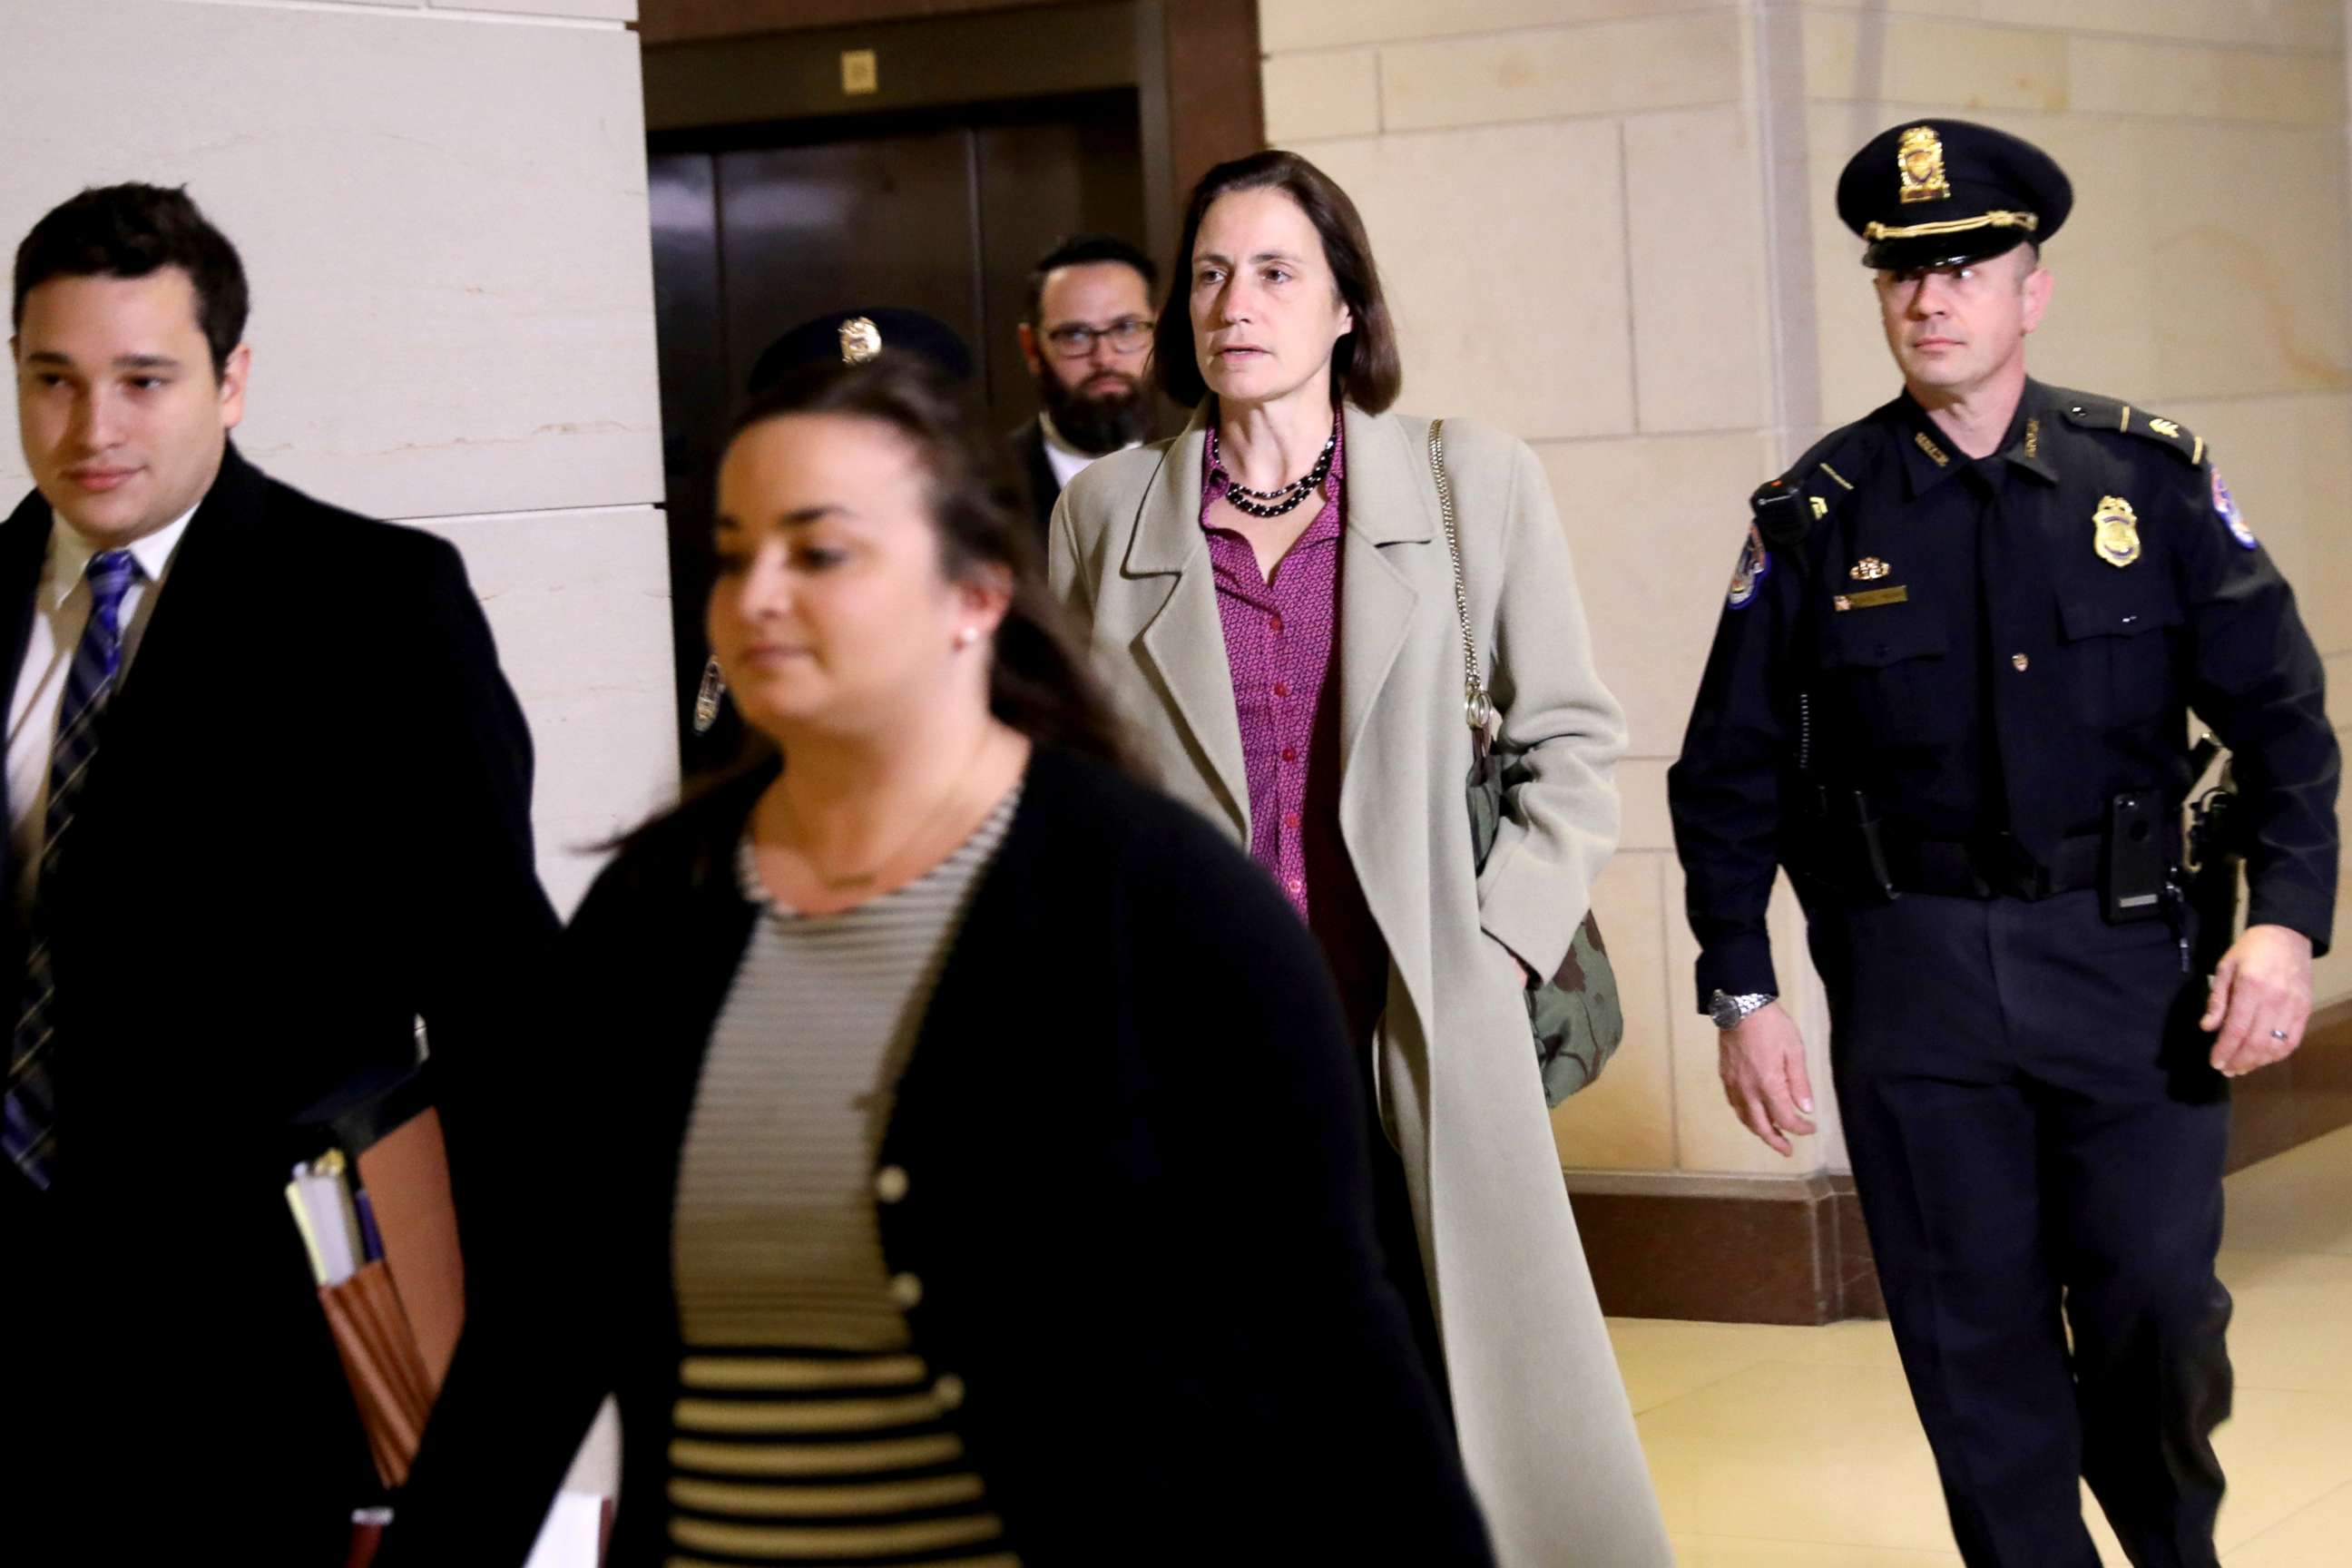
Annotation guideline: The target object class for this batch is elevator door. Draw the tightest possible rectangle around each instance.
[650,93,1148,766]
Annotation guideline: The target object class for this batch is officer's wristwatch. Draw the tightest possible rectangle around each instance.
[1709,990,1776,1031]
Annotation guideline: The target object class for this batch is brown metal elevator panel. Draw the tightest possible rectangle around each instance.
[716,130,984,398]
[648,96,1147,765]
[971,113,1149,420]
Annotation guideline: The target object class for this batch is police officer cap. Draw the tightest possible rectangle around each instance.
[1837,119,2072,271]
[747,307,975,393]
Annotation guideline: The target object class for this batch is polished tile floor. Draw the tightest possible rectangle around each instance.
[1607,1124,2352,1566]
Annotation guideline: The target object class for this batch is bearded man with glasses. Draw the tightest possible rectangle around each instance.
[1011,233,1160,543]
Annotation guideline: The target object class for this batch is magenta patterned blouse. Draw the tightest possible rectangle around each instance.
[1200,420,1387,1032]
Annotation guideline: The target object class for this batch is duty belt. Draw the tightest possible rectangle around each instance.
[1883,832,2103,901]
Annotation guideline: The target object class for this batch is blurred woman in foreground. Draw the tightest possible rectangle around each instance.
[383,356,1491,1566]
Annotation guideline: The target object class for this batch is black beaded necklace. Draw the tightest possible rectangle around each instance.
[1215,422,1338,519]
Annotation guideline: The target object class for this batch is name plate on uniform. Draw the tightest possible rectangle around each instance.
[1835,585,1909,611]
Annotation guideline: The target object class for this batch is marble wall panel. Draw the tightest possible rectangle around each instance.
[0,0,663,520]
[2326,653,2352,730]
[1625,107,1773,435]
[2070,34,2346,125]
[191,1,637,14]
[1259,0,1735,55]
[1616,757,1677,853]
[411,507,678,916]
[2320,789,2352,1002]
[1263,48,1381,142]
[1793,0,2341,53]
[1294,119,1636,439]
[1800,13,2068,113]
[428,0,639,18]
[1380,12,1746,132]
[1534,431,1774,758]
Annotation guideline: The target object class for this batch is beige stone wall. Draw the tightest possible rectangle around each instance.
[1259,0,2352,1180]
[2,0,675,916]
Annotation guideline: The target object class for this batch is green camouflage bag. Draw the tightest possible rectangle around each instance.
[1434,420,1626,1108]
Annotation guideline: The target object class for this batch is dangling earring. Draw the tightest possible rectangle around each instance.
[692,654,727,733]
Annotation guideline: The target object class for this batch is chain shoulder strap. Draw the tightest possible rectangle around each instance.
[1427,418,1495,752]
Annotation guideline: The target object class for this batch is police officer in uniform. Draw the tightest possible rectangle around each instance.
[1669,121,2339,1567]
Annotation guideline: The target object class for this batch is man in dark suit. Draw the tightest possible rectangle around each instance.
[3,184,556,1559]
[1009,234,1158,543]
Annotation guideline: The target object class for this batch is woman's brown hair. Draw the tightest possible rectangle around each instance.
[720,356,1132,770]
[1153,150,1403,414]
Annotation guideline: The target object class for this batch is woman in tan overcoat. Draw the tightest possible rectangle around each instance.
[1048,150,1671,1565]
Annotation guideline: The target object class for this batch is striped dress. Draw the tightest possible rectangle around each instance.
[664,787,1022,1568]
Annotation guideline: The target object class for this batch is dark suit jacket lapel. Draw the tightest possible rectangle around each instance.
[1014,418,1061,543]
[97,443,267,742]
[0,487,54,941]
[0,487,53,728]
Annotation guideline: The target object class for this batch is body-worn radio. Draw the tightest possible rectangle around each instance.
[2102,790,2170,926]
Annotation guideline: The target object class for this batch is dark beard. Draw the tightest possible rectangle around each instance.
[1038,367,1153,456]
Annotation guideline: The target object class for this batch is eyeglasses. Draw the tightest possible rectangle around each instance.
[1042,317,1153,358]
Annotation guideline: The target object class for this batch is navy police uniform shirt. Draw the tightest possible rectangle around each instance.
[1668,377,2339,1011]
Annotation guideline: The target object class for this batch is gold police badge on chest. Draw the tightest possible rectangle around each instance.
[2092,495,2141,568]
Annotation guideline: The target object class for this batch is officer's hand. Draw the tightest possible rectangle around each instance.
[2203,924,2315,1077]
[1719,1002,1817,1156]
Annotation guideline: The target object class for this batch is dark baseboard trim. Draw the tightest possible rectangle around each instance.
[2227,996,2352,1172]
[1564,1170,1883,1326]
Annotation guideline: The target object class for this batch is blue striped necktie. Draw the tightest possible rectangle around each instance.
[6,548,141,1190]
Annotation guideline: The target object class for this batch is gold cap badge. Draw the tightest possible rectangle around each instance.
[1897,126,1951,205]
[2092,495,2141,569]
[838,316,884,364]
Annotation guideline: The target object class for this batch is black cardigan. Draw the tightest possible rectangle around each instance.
[386,746,1493,1566]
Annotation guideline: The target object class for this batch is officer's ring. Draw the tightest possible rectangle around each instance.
[2269,1029,2290,1041]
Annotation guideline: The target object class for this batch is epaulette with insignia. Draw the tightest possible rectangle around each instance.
[2055,389,2205,467]
[1749,428,1858,552]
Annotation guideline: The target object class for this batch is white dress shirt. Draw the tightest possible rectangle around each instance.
[1038,410,1140,493]
[5,505,197,913]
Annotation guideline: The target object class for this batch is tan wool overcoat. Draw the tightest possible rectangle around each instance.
[1048,402,1672,1566]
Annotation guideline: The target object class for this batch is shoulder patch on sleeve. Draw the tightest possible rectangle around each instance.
[2210,469,2257,550]
[1726,522,1770,609]
[2057,393,2203,466]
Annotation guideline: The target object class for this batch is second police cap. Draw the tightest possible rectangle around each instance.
[1836,119,2073,271]
[746,307,976,394]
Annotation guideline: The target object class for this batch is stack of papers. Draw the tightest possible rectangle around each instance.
[288,1146,435,1488]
